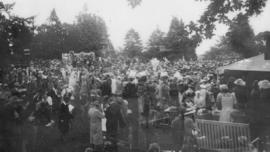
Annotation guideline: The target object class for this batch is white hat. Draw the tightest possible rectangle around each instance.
[160,71,168,77]
[199,84,207,89]
[137,71,147,78]
[128,70,137,78]
[173,71,183,80]
[258,80,270,89]
[234,79,246,86]
[219,84,228,91]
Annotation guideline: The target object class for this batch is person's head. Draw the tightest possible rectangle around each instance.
[220,84,229,93]
[63,93,71,103]
[234,78,246,87]
[92,100,100,108]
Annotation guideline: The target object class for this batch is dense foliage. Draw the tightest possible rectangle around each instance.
[31,9,109,59]
[144,17,199,61]
[123,28,143,58]
[0,2,34,66]
[127,0,268,59]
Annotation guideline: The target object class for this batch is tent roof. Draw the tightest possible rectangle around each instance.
[217,54,270,74]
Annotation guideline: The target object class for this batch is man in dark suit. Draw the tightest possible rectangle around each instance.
[105,97,126,152]
[58,94,73,141]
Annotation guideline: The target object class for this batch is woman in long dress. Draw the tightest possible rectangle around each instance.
[88,101,104,151]
[217,84,237,122]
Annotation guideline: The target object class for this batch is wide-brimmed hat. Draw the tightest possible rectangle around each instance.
[258,80,270,89]
[234,79,246,86]
[127,70,137,78]
[160,71,168,78]
[173,71,183,80]
[219,84,228,91]
[199,84,207,89]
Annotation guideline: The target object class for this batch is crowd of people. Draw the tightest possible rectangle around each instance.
[1,53,270,152]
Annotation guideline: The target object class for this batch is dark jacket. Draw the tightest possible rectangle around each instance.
[123,82,137,98]
[58,103,73,134]
[105,102,126,138]
[100,79,112,96]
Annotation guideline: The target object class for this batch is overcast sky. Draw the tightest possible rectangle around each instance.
[3,0,270,55]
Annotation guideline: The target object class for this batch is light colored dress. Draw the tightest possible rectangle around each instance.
[217,92,237,122]
[194,89,207,108]
[88,107,104,145]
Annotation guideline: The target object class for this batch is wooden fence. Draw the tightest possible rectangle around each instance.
[196,119,251,152]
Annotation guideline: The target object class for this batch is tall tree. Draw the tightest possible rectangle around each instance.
[123,28,143,58]
[145,28,165,59]
[76,12,109,56]
[196,0,267,39]
[203,36,242,60]
[125,0,267,39]
[0,2,34,66]
[226,13,258,58]
[127,0,142,8]
[166,17,197,60]
[62,23,81,53]
[255,31,270,55]
[31,8,66,59]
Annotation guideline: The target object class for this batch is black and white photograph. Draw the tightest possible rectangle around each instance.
[1,0,270,151]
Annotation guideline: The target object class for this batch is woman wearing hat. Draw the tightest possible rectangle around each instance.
[88,100,104,152]
[217,84,237,122]
[234,78,247,109]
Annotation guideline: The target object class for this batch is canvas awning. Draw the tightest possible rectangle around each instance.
[217,54,270,74]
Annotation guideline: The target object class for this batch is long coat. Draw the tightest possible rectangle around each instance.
[58,103,73,135]
[88,107,104,145]
[105,102,126,140]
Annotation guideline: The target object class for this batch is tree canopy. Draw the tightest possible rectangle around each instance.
[30,7,110,59]
[123,28,143,58]
[197,0,267,39]
[126,0,267,40]
[144,17,198,61]
[144,28,166,59]
[0,2,34,66]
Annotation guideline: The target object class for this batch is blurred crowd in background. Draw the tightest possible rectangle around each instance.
[1,54,270,152]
